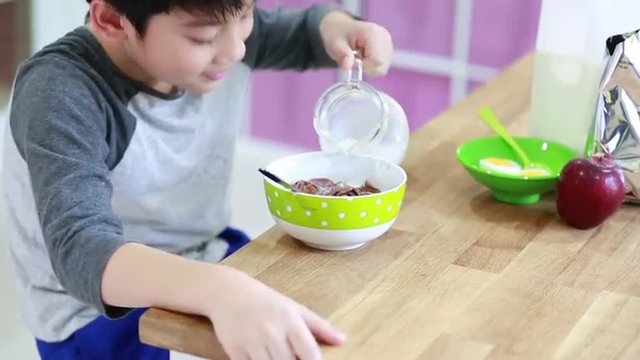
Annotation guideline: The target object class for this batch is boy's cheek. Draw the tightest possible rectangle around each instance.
[153,54,210,82]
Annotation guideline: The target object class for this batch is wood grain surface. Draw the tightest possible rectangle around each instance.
[140,54,640,359]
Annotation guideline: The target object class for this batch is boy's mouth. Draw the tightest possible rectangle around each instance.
[201,71,226,82]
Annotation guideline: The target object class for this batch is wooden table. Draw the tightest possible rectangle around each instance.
[139,54,640,359]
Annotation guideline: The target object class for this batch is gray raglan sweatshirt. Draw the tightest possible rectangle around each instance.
[3,5,338,342]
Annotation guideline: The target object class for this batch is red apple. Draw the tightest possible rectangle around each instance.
[556,155,626,229]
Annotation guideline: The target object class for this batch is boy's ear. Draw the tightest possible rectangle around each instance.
[88,0,129,41]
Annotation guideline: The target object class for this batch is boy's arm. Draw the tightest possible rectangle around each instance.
[13,59,345,358]
[10,60,263,319]
[10,60,229,318]
[11,58,131,317]
[243,4,349,70]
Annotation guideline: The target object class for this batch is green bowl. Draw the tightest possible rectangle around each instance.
[264,152,407,251]
[456,136,577,205]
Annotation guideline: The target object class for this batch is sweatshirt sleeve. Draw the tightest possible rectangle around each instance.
[243,4,341,70]
[10,58,132,318]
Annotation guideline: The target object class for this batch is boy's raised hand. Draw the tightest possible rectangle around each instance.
[319,11,393,77]
[206,265,346,360]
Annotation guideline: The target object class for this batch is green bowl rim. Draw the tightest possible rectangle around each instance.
[455,136,577,181]
[264,176,407,199]
[263,152,408,199]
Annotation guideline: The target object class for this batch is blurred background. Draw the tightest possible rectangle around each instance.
[0,0,541,358]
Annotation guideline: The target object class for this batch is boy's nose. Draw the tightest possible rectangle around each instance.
[215,27,247,64]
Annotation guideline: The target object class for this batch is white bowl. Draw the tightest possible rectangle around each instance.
[263,152,407,251]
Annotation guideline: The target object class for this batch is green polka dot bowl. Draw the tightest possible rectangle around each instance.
[263,152,407,251]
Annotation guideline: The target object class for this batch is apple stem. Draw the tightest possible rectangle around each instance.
[593,136,615,162]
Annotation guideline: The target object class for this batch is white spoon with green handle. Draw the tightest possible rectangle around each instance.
[478,106,550,177]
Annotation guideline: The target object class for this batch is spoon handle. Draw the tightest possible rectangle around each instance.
[347,50,364,85]
[478,106,532,168]
[258,168,294,190]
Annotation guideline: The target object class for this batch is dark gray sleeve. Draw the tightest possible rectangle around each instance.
[10,58,131,318]
[243,4,340,70]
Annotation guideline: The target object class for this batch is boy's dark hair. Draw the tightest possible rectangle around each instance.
[85,0,250,36]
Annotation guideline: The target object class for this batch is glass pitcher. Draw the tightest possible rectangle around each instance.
[529,0,640,155]
[314,51,409,165]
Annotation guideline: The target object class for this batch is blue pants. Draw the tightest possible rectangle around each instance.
[36,227,251,360]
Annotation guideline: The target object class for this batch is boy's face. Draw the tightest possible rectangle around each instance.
[121,3,254,94]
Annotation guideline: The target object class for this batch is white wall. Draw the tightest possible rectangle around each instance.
[31,0,88,53]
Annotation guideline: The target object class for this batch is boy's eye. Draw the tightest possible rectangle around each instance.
[189,38,215,46]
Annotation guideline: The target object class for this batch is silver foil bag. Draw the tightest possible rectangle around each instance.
[595,29,640,202]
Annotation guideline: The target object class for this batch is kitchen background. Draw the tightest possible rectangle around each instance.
[0,0,541,358]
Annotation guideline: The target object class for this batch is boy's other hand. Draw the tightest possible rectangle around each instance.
[319,11,393,77]
[205,265,346,360]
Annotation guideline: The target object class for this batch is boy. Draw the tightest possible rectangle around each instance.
[3,0,393,359]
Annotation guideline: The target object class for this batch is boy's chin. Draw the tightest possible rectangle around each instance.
[184,79,223,94]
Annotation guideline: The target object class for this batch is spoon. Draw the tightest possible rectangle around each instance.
[258,168,295,191]
[477,106,550,176]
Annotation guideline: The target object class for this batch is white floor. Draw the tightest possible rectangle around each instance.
[0,134,306,359]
